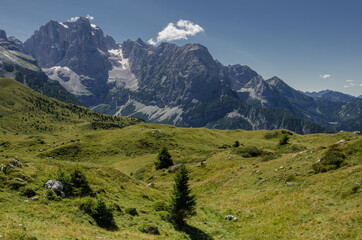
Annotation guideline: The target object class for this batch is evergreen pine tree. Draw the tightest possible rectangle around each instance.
[169,165,196,226]
[155,147,173,169]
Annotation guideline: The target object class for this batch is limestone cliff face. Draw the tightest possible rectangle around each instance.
[20,19,361,133]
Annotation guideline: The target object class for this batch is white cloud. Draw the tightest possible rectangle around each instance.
[148,38,156,45]
[68,14,94,22]
[345,79,354,83]
[148,19,204,45]
[344,80,355,88]
[320,74,331,79]
[360,84,362,87]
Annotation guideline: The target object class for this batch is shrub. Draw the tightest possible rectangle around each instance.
[313,146,346,173]
[278,134,290,146]
[21,188,36,198]
[125,207,138,216]
[79,197,117,229]
[232,146,263,158]
[155,147,173,170]
[92,198,116,229]
[79,197,96,214]
[140,224,160,235]
[69,168,93,197]
[285,174,296,182]
[261,152,277,162]
[45,189,61,201]
[56,168,94,197]
[233,140,240,148]
[5,180,25,190]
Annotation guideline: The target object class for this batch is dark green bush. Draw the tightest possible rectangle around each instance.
[232,146,263,158]
[140,224,160,235]
[79,197,117,229]
[155,147,173,170]
[56,168,94,197]
[313,146,346,173]
[278,134,290,146]
[261,152,277,162]
[285,174,296,182]
[125,207,138,216]
[233,140,240,148]
[21,188,36,198]
[5,180,25,190]
[45,189,61,201]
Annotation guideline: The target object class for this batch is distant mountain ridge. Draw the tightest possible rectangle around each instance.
[5,17,359,133]
[302,89,356,102]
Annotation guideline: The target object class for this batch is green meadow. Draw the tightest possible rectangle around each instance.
[0,78,361,239]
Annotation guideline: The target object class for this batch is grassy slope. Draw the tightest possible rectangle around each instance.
[0,78,361,239]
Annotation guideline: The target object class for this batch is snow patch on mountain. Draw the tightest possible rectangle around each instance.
[58,22,69,29]
[115,99,183,124]
[108,47,139,90]
[90,24,99,30]
[226,109,242,118]
[43,66,91,96]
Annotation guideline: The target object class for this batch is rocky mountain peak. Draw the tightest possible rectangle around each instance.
[0,30,7,40]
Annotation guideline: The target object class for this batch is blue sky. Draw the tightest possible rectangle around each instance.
[1,0,361,96]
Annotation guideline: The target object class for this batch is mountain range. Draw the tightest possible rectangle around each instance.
[1,17,361,133]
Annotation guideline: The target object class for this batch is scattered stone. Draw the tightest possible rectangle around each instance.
[32,197,39,201]
[316,157,321,163]
[147,183,154,187]
[279,166,284,169]
[14,178,23,182]
[70,139,75,142]
[275,169,278,172]
[233,217,238,221]
[8,164,14,169]
[286,182,293,186]
[203,222,207,225]
[197,161,206,167]
[24,200,29,203]
[225,215,234,220]
[11,160,21,167]
[353,131,360,135]
[336,139,345,144]
[61,142,64,145]
[169,164,181,173]
[44,180,65,198]
[18,224,23,227]
[53,145,59,148]
[227,155,231,159]
[49,157,54,160]
[39,149,43,152]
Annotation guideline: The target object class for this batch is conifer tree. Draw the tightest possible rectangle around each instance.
[169,165,196,226]
[155,147,173,169]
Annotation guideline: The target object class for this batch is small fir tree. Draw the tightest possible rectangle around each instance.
[155,147,173,170]
[169,165,196,226]
[233,140,240,148]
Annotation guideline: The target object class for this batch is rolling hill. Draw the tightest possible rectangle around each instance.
[0,77,361,239]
